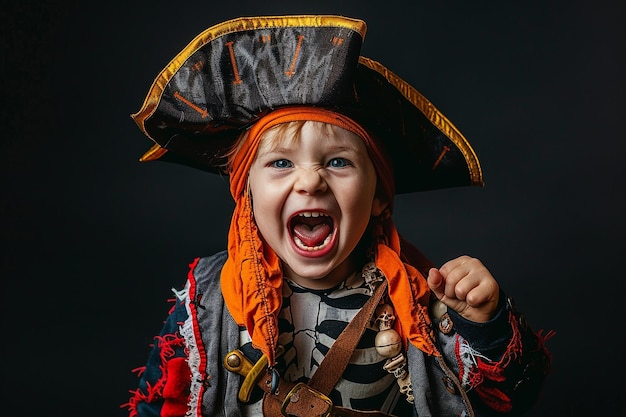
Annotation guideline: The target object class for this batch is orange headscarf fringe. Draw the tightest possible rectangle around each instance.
[220,106,439,366]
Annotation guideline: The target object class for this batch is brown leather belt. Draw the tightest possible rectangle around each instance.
[224,280,396,417]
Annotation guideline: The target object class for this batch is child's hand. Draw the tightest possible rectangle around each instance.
[427,256,500,323]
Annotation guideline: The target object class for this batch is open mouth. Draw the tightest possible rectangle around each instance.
[289,211,335,252]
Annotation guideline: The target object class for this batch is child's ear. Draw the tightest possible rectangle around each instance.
[371,197,388,217]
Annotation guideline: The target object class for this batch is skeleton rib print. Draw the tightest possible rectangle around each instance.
[239,270,413,415]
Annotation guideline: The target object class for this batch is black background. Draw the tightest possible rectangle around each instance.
[3,1,625,416]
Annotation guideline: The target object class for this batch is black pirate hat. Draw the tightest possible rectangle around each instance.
[132,15,483,193]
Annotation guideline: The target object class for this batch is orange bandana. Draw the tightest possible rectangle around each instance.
[220,106,438,366]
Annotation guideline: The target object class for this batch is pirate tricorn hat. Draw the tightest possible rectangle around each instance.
[132,15,483,193]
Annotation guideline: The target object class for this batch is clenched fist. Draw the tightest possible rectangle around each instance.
[427,256,500,323]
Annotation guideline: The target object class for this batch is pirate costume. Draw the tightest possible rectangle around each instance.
[123,15,552,417]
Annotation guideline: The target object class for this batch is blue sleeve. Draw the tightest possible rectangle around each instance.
[446,289,511,358]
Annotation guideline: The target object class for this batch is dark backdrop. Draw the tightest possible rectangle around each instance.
[3,1,625,416]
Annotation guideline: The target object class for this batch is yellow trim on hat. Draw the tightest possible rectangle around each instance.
[139,143,168,162]
[132,15,367,151]
[358,56,484,187]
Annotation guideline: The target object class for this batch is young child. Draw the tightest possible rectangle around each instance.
[124,15,552,417]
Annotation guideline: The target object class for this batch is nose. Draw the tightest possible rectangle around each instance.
[294,166,328,194]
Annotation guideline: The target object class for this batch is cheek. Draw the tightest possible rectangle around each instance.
[250,196,281,245]
[249,176,285,230]
[354,172,379,215]
[343,178,378,225]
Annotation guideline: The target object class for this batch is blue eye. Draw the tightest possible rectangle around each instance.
[271,159,293,169]
[328,158,349,168]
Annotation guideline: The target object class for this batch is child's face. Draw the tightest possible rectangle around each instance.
[248,121,383,290]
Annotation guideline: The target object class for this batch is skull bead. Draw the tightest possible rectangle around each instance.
[374,303,395,331]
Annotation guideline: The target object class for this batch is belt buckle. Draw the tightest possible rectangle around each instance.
[281,382,333,417]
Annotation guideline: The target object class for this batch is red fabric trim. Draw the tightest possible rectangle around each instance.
[122,387,147,417]
[468,310,525,412]
[475,385,512,412]
[187,257,208,417]
[464,318,555,413]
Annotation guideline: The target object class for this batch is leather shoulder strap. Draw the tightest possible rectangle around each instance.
[308,280,388,394]
[260,279,394,417]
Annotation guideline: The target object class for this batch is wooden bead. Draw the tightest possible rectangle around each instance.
[375,329,402,357]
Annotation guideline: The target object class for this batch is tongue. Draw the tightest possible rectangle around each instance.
[292,218,332,247]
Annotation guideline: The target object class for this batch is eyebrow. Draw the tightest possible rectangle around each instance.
[257,140,362,159]
[328,145,357,152]
[256,146,293,158]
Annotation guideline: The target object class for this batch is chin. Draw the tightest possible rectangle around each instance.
[282,255,353,290]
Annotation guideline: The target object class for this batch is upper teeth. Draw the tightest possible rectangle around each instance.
[298,212,327,218]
